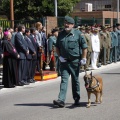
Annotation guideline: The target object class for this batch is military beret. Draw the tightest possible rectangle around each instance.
[64,16,75,24]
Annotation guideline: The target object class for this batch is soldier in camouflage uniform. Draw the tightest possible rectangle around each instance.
[99,26,111,64]
[84,26,92,69]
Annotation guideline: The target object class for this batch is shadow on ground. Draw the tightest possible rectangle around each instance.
[102,73,120,75]
[0,82,4,90]
[14,102,97,109]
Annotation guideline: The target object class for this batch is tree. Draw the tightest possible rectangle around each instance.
[1,0,80,20]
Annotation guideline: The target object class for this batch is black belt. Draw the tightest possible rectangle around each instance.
[64,58,80,64]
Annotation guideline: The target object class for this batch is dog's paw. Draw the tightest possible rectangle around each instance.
[95,100,99,104]
[86,104,91,108]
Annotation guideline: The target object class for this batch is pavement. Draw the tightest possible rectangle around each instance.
[0,62,120,120]
[0,61,120,93]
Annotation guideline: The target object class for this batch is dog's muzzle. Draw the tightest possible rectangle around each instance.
[84,78,92,88]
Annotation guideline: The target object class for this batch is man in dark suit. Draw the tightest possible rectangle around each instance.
[14,24,29,86]
[29,27,39,81]
[24,28,36,83]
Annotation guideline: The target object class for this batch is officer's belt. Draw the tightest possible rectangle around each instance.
[64,57,80,62]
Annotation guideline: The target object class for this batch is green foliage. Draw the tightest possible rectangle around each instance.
[1,0,80,20]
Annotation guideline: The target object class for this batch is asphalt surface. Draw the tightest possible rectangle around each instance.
[0,62,120,120]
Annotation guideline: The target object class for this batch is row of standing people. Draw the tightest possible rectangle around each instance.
[78,24,120,71]
[0,22,49,88]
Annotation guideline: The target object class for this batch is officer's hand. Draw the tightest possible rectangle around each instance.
[59,56,67,62]
[17,54,20,58]
[1,54,3,58]
[80,58,87,65]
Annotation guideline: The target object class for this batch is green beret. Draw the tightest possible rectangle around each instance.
[64,16,75,24]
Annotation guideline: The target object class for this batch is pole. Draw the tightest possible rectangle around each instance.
[117,0,119,23]
[10,0,14,28]
[54,0,57,17]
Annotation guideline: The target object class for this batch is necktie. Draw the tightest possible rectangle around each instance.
[34,36,36,42]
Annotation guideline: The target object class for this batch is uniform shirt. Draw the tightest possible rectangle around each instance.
[91,33,100,52]
[100,31,111,49]
[48,35,57,56]
[56,28,87,60]
[111,31,118,47]
[84,33,92,52]
[116,30,120,46]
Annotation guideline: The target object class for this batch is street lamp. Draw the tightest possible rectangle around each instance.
[117,0,119,23]
[54,0,57,17]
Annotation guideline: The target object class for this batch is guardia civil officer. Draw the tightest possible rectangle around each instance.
[53,16,87,107]
[116,23,120,60]
[48,28,60,75]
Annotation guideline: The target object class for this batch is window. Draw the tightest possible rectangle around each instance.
[105,5,111,8]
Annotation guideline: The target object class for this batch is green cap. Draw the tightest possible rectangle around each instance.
[85,26,91,30]
[64,16,75,24]
[101,26,107,30]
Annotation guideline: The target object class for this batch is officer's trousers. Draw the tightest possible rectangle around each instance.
[117,46,120,60]
[91,51,99,69]
[58,61,80,102]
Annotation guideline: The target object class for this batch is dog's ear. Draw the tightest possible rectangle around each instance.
[90,71,92,78]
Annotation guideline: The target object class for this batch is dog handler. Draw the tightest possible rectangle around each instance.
[53,16,87,107]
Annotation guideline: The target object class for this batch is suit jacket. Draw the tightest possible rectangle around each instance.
[24,36,35,60]
[15,32,28,59]
[29,34,39,59]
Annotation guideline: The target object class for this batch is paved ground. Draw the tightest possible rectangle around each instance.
[0,62,120,120]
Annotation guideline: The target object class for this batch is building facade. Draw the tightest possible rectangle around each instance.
[74,0,119,12]
[72,0,120,26]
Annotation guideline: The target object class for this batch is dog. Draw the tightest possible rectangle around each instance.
[83,71,103,108]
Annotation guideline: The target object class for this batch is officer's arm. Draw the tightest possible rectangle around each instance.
[82,48,87,59]
[79,33,87,59]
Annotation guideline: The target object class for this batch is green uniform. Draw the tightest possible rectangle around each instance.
[56,28,87,102]
[84,32,92,68]
[100,31,111,64]
[48,36,60,75]
[110,31,118,62]
[116,30,120,60]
